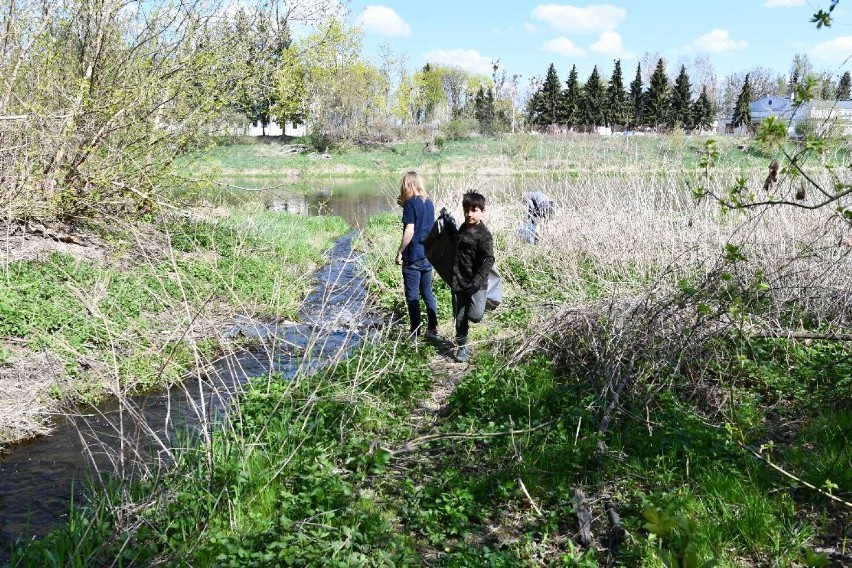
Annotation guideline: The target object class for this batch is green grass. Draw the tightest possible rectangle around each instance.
[12,314,843,566]
[172,133,832,180]
[10,339,437,566]
[0,207,347,401]
[11,166,851,566]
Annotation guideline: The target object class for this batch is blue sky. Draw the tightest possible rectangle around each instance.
[347,1,852,87]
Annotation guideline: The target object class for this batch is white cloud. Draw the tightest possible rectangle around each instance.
[693,29,748,52]
[763,0,806,7]
[590,31,623,56]
[532,3,626,34]
[810,36,852,62]
[523,22,537,33]
[541,36,587,58]
[355,5,411,37]
[422,49,493,75]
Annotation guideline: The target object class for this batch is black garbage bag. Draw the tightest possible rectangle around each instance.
[423,208,458,286]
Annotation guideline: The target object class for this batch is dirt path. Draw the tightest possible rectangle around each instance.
[409,339,469,429]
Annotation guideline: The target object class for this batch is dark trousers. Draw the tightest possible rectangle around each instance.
[402,258,438,333]
[451,288,487,345]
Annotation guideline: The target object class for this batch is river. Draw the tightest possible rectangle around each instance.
[0,180,396,561]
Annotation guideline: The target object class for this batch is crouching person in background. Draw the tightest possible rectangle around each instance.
[518,190,553,244]
[451,191,494,362]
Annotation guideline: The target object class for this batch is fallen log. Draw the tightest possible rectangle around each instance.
[604,494,626,552]
[572,488,593,547]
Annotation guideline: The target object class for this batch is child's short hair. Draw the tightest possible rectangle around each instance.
[462,191,486,211]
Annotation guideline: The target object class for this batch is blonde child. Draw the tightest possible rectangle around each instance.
[395,171,438,338]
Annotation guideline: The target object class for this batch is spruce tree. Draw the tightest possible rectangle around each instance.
[580,65,606,129]
[606,59,627,128]
[535,63,562,126]
[474,85,495,135]
[820,76,836,100]
[788,67,800,96]
[526,90,542,126]
[559,64,580,128]
[839,71,852,100]
[732,73,753,131]
[788,53,812,95]
[692,86,714,132]
[629,63,643,128]
[644,58,670,131]
[670,64,693,129]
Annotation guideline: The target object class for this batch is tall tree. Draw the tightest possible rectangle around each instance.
[274,46,308,126]
[644,58,670,130]
[535,63,562,126]
[688,54,717,109]
[524,75,544,126]
[297,19,365,133]
[559,64,580,128]
[816,70,836,100]
[788,53,813,94]
[474,85,495,135]
[580,65,606,129]
[670,64,693,129]
[628,62,643,128]
[606,59,628,128]
[692,86,714,132]
[230,9,296,135]
[418,63,445,122]
[441,66,470,117]
[838,71,852,100]
[732,73,753,131]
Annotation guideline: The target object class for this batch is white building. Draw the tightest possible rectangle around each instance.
[749,96,852,136]
[247,120,307,137]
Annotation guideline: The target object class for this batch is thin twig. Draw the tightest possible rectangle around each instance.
[740,442,852,509]
[518,478,543,516]
[387,420,556,457]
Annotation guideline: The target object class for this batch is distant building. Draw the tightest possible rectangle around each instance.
[748,96,852,136]
[248,121,307,137]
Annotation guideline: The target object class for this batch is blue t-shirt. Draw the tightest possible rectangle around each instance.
[401,195,435,263]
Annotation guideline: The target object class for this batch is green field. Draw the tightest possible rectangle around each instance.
[176,132,837,179]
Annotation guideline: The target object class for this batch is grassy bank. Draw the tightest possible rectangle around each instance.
[0,206,348,448]
[176,132,849,179]
[10,169,850,566]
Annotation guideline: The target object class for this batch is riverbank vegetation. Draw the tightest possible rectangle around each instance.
[0,208,346,448]
[177,131,851,179]
[2,1,851,565]
[9,170,851,566]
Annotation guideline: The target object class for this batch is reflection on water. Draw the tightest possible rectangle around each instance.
[204,175,581,228]
[213,177,399,228]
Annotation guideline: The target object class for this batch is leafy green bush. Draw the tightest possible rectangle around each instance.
[443,119,478,141]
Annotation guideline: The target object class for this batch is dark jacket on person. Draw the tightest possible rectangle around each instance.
[451,221,494,293]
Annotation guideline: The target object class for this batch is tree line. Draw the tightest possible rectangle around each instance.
[0,0,514,222]
[228,10,517,142]
[526,59,714,133]
[527,56,852,134]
